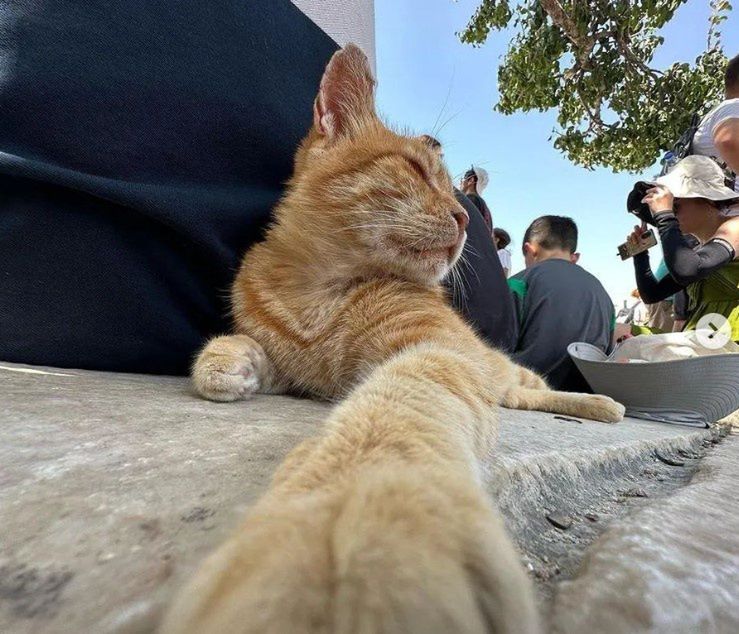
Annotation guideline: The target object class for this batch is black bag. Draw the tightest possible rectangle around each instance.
[658,112,701,177]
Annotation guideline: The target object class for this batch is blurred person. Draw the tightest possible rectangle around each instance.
[693,53,739,188]
[646,300,675,332]
[460,165,493,232]
[421,135,518,352]
[666,236,699,332]
[630,289,650,326]
[509,216,614,391]
[672,289,691,332]
[643,260,677,332]
[494,228,512,277]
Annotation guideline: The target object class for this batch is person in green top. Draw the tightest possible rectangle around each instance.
[508,216,615,392]
[625,155,739,341]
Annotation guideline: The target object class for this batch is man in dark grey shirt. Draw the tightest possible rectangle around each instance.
[508,216,615,391]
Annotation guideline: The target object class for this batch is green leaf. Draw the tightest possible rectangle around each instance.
[459,0,731,172]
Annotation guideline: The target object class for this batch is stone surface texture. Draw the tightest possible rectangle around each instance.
[551,435,739,634]
[0,362,735,633]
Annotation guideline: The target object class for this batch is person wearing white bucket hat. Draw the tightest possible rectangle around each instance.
[461,165,493,233]
[626,154,739,342]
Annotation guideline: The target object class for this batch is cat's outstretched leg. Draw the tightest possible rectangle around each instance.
[161,344,541,634]
[159,462,539,634]
[512,363,550,391]
[502,386,625,423]
[192,334,280,402]
[500,358,623,423]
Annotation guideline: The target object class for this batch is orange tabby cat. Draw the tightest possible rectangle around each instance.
[160,45,624,634]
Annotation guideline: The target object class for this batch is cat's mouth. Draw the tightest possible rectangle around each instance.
[387,237,463,264]
[409,245,455,259]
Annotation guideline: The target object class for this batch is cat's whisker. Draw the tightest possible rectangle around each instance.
[457,249,481,287]
[430,69,456,139]
[434,106,464,137]
[449,263,468,312]
[463,244,481,260]
[339,223,411,232]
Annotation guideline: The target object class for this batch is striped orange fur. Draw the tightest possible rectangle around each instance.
[161,44,624,634]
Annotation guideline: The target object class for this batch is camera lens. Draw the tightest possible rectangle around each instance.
[626,181,656,226]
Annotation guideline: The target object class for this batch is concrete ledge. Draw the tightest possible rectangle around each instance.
[0,362,729,633]
[551,434,739,633]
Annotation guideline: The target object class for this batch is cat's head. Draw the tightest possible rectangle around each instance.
[279,45,468,286]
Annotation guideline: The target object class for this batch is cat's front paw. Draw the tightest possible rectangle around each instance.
[193,355,259,402]
[577,394,626,423]
[159,467,541,634]
[192,335,268,402]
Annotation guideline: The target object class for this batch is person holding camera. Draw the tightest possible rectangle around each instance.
[626,155,739,341]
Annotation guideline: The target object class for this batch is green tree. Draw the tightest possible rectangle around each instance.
[459,0,733,172]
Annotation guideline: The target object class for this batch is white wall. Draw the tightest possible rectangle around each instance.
[291,0,376,72]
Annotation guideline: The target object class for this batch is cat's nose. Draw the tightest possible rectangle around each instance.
[452,207,469,233]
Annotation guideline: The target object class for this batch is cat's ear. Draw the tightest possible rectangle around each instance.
[313,44,376,141]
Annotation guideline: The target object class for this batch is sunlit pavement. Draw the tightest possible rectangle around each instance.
[0,362,732,633]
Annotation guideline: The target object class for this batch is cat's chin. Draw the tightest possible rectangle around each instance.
[401,252,457,285]
[383,237,464,284]
[369,234,464,285]
[390,236,463,260]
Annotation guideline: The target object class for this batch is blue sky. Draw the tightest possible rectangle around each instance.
[374,0,739,305]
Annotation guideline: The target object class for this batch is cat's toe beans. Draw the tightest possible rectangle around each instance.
[194,357,260,402]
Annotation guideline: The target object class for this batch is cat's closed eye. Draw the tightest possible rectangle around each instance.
[402,157,430,182]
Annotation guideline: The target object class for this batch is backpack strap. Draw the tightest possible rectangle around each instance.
[685,111,702,156]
